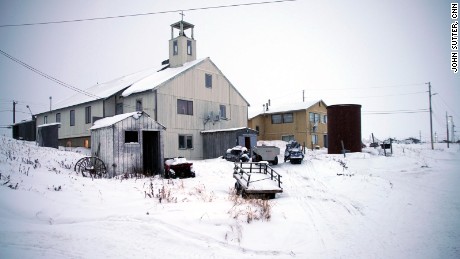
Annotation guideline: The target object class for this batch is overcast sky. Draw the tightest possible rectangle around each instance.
[0,0,458,142]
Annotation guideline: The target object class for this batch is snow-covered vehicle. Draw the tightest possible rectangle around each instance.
[224,146,250,162]
[164,157,196,179]
[252,145,280,165]
[233,161,283,199]
[284,140,304,164]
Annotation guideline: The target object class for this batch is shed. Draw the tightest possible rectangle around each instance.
[12,118,36,141]
[90,111,166,178]
[37,123,60,148]
[201,127,258,159]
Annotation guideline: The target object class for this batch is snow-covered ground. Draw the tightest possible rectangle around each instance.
[0,136,459,258]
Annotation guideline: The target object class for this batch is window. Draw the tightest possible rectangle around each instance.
[177,99,193,115]
[173,40,178,55]
[116,103,123,115]
[56,113,61,128]
[205,73,212,88]
[70,110,75,126]
[125,131,139,143]
[309,112,320,123]
[187,40,192,55]
[314,113,320,123]
[322,115,328,124]
[272,113,292,124]
[220,105,226,119]
[312,134,318,145]
[179,135,193,149]
[85,106,91,124]
[44,116,47,124]
[283,113,293,123]
[136,99,143,112]
[255,126,260,135]
[271,114,282,124]
[282,135,295,142]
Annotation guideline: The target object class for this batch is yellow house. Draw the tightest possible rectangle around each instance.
[248,100,328,149]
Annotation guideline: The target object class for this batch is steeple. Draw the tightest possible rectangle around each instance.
[169,19,196,68]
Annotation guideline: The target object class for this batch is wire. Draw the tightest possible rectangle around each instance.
[347,91,427,99]
[362,109,429,115]
[435,94,459,118]
[0,109,30,114]
[0,49,101,99]
[0,0,296,28]
[306,83,425,91]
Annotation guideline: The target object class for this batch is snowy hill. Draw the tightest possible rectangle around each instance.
[0,136,459,258]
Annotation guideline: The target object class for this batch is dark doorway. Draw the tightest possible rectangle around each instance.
[245,137,251,150]
[143,131,161,175]
[323,135,328,148]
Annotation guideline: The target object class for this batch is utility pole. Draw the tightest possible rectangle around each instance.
[450,116,455,143]
[419,130,422,143]
[302,90,305,102]
[446,112,450,148]
[49,96,52,111]
[427,82,436,150]
[12,100,17,124]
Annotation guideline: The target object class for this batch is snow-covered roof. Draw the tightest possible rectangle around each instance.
[201,127,256,134]
[50,58,207,112]
[89,112,142,130]
[37,122,61,128]
[248,100,326,119]
[121,58,206,97]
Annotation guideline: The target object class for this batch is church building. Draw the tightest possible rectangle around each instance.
[35,19,250,160]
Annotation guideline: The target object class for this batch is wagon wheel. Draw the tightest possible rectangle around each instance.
[74,157,107,178]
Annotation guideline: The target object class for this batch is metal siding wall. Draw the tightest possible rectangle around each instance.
[37,100,104,142]
[136,59,248,160]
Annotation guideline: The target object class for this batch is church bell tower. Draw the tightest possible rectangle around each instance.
[169,19,196,68]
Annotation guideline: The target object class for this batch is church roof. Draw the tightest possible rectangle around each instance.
[50,58,207,111]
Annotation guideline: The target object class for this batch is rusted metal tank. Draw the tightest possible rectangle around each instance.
[327,104,362,154]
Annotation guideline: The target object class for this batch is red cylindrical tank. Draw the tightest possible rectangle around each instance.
[327,104,362,154]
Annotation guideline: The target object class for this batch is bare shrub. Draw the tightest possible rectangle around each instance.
[228,188,273,223]
[191,184,215,202]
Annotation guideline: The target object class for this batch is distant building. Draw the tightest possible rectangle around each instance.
[35,19,249,160]
[248,100,328,149]
[12,118,36,141]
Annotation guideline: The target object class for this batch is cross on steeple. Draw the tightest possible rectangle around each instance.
[179,11,185,21]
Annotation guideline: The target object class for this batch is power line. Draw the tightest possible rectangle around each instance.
[0,49,100,99]
[0,0,296,28]
[306,83,425,91]
[362,109,429,115]
[0,109,29,114]
[347,91,427,99]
